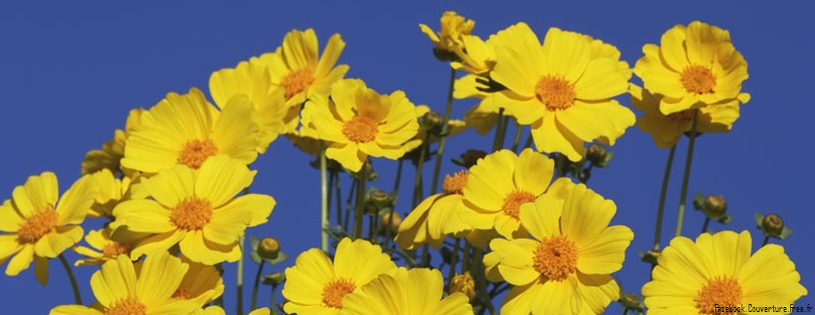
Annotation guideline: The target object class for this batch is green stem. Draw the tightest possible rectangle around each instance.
[446,238,461,286]
[510,120,523,152]
[701,218,711,234]
[58,254,82,305]
[353,163,368,239]
[320,141,329,252]
[763,236,770,246]
[492,108,505,152]
[420,244,431,267]
[250,261,265,310]
[270,285,279,315]
[653,145,677,250]
[237,236,245,315]
[344,179,357,233]
[522,131,534,150]
[675,109,699,237]
[333,171,341,226]
[461,241,471,271]
[393,159,404,192]
[412,134,431,208]
[473,249,495,315]
[428,67,457,196]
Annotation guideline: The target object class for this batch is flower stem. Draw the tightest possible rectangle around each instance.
[320,141,329,252]
[344,179,357,233]
[237,235,245,315]
[510,121,523,152]
[653,145,677,250]
[353,162,368,239]
[412,134,430,208]
[446,238,461,286]
[270,284,279,315]
[472,249,495,315]
[58,254,82,305]
[250,261,265,310]
[491,109,505,152]
[428,67,457,196]
[675,109,699,237]
[701,218,711,234]
[763,236,770,246]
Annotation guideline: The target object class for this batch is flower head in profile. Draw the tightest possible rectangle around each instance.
[72,227,147,267]
[303,79,419,172]
[210,59,292,154]
[197,306,270,315]
[50,252,199,315]
[419,11,474,59]
[0,172,97,285]
[120,88,259,174]
[643,230,807,315]
[283,238,398,315]
[487,23,635,161]
[458,148,573,239]
[634,21,750,114]
[339,267,474,315]
[258,28,349,107]
[485,184,633,315]
[630,84,740,148]
[172,257,225,307]
[111,155,275,264]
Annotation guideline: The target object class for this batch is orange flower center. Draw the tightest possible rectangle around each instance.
[442,170,468,194]
[667,109,695,123]
[681,65,716,94]
[281,67,315,100]
[695,276,742,315]
[322,278,356,309]
[533,236,578,281]
[106,297,147,315]
[171,197,213,231]
[342,116,379,143]
[102,242,131,257]
[17,207,59,244]
[171,287,192,300]
[535,75,575,111]
[178,139,218,169]
[502,190,536,220]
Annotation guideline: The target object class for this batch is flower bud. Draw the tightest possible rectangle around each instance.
[257,237,280,260]
[262,272,286,286]
[761,213,784,237]
[703,194,727,217]
[586,144,608,166]
[379,212,402,233]
[620,293,642,309]
[449,272,476,302]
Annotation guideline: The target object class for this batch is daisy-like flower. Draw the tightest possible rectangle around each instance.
[88,168,147,219]
[419,11,474,57]
[197,306,270,315]
[72,227,147,267]
[81,108,144,176]
[339,267,474,315]
[282,238,397,315]
[485,184,633,315]
[643,230,807,315]
[120,87,259,174]
[257,28,349,107]
[630,84,740,148]
[49,252,199,315]
[303,78,419,172]
[209,59,292,154]
[634,21,750,114]
[0,172,97,285]
[401,105,467,154]
[172,257,224,307]
[457,148,573,239]
[111,155,275,264]
[488,23,635,161]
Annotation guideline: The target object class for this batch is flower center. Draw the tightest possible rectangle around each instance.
[667,109,695,123]
[681,65,716,94]
[102,242,131,258]
[17,207,59,244]
[695,276,742,315]
[171,197,213,231]
[106,297,147,315]
[502,190,536,220]
[178,139,218,169]
[281,67,315,100]
[442,170,468,194]
[171,287,192,300]
[535,75,575,111]
[533,236,578,282]
[342,116,379,143]
[321,278,356,309]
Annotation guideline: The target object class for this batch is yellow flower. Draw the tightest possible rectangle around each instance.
[634,21,750,114]
[120,87,259,174]
[81,108,144,176]
[0,172,97,285]
[49,252,199,315]
[401,105,467,154]
[303,79,419,172]
[457,148,573,239]
[419,11,474,55]
[630,84,740,148]
[339,267,474,315]
[72,227,147,267]
[487,23,634,161]
[282,238,397,315]
[643,230,807,315]
[485,184,633,315]
[396,171,472,250]
[258,28,349,107]
[197,306,270,315]
[172,257,225,307]
[209,59,292,154]
[88,168,147,219]
[111,155,275,264]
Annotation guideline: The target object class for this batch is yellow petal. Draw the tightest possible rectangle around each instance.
[195,155,255,208]
[56,175,97,226]
[5,245,34,276]
[659,24,689,72]
[91,255,137,306]
[212,95,260,165]
[315,33,346,78]
[137,252,189,306]
[490,238,539,286]
[513,149,554,196]
[576,225,632,274]
[34,226,83,258]
[111,199,175,234]
[541,27,591,83]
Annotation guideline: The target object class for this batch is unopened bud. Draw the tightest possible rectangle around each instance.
[620,293,641,309]
[703,195,727,217]
[761,213,784,236]
[586,144,607,165]
[365,189,394,214]
[449,272,476,302]
[420,111,446,137]
[262,272,286,286]
[460,149,487,168]
[641,248,661,265]
[258,237,280,260]
[379,212,402,232]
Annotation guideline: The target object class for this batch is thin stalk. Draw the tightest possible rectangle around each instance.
[763,236,770,246]
[675,109,699,237]
[491,108,505,152]
[428,67,457,196]
[701,218,711,234]
[473,249,495,315]
[270,285,279,315]
[446,238,461,286]
[58,254,82,305]
[320,141,329,252]
[237,235,245,315]
[250,261,265,310]
[412,134,431,207]
[522,132,534,150]
[353,164,368,239]
[343,179,357,233]
[653,145,677,250]
[393,159,404,192]
[333,171,341,225]
[510,121,523,152]
[461,241,471,271]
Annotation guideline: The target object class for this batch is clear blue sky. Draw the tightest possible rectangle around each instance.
[1,2,812,314]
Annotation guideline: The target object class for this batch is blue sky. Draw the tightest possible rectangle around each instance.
[1,1,812,314]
